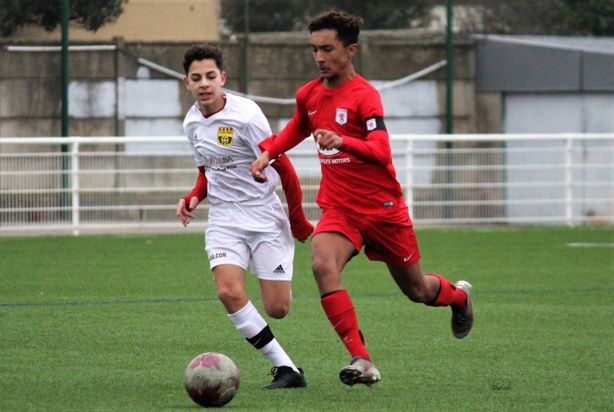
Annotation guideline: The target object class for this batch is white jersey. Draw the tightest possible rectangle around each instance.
[183,93,279,205]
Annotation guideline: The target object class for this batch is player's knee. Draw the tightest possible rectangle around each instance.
[217,286,243,308]
[311,256,324,277]
[264,303,289,319]
[311,254,335,279]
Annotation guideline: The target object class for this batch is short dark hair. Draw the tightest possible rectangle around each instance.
[182,44,223,74]
[308,10,363,46]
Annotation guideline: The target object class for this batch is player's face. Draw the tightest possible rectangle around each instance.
[183,59,227,115]
[311,29,357,88]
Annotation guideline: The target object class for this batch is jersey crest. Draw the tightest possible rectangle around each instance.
[217,127,234,147]
[335,108,347,125]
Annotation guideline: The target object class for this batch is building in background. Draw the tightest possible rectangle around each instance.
[474,35,614,223]
[11,0,220,42]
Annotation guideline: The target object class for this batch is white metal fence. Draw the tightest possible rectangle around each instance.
[0,134,612,236]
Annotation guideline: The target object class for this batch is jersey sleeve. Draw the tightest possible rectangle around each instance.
[183,109,207,168]
[243,107,274,157]
[259,94,312,158]
[340,128,391,166]
[269,154,313,242]
[339,91,392,166]
[182,166,207,211]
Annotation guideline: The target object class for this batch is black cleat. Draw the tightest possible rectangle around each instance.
[261,366,307,390]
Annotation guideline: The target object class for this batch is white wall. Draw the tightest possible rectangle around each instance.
[504,93,614,223]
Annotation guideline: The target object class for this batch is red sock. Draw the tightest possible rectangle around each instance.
[321,290,370,360]
[426,274,467,310]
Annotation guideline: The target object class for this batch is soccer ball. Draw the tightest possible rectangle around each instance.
[184,352,240,408]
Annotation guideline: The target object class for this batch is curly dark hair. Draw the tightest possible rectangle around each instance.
[308,10,364,46]
[182,44,223,74]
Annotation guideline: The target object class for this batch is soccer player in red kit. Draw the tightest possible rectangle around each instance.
[251,10,474,387]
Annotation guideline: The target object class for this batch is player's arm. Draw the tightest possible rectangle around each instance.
[258,119,309,158]
[177,166,207,227]
[337,121,392,166]
[252,126,310,183]
[337,90,392,165]
[252,101,311,182]
[269,154,314,242]
[314,119,391,167]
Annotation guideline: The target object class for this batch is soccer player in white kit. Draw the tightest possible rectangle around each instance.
[176,44,312,389]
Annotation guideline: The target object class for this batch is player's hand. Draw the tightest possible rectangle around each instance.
[295,222,314,243]
[314,129,343,151]
[250,151,271,183]
[177,197,199,227]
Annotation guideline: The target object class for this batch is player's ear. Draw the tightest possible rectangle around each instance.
[347,43,358,58]
[220,71,227,86]
[183,76,190,90]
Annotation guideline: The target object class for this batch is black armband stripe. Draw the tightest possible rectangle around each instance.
[365,116,387,133]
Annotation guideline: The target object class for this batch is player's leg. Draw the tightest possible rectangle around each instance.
[256,278,305,389]
[219,266,304,389]
[249,201,295,319]
[213,264,248,313]
[312,229,381,386]
[312,232,365,357]
[259,278,291,319]
[246,201,306,389]
[311,231,353,294]
[387,261,474,339]
[257,278,298,372]
[386,261,442,303]
[360,208,474,339]
[212,263,283,363]
[226,294,305,389]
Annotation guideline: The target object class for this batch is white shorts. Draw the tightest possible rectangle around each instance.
[205,195,294,281]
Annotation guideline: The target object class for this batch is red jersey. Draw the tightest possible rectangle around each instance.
[260,74,407,216]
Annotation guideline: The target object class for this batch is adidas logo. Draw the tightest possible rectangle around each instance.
[273,265,285,274]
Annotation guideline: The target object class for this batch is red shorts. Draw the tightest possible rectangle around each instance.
[314,207,420,268]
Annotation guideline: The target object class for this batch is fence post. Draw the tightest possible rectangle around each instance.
[564,138,573,227]
[71,141,80,236]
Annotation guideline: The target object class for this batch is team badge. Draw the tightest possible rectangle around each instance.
[217,127,234,147]
[366,118,377,131]
[335,108,347,125]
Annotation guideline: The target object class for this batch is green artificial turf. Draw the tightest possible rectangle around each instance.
[1,226,612,411]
